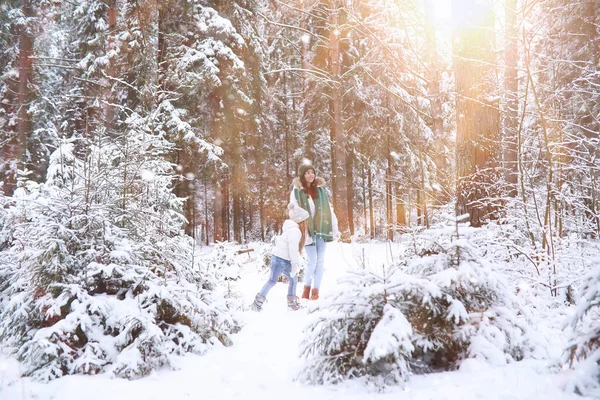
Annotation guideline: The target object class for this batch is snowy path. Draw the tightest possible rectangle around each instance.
[0,242,590,400]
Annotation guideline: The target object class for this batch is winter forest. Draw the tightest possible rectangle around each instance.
[0,0,600,399]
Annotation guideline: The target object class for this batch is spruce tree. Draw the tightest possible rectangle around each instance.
[0,125,240,381]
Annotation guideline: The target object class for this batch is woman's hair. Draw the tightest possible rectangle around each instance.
[300,170,319,199]
[298,220,308,252]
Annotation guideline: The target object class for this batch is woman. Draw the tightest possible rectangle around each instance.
[290,161,339,300]
[250,203,309,311]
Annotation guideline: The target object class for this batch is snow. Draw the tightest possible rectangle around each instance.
[363,304,414,363]
[0,242,593,400]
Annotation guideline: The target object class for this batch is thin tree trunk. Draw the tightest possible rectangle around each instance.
[223,176,230,241]
[241,195,247,244]
[104,0,117,134]
[232,170,243,243]
[300,4,315,164]
[362,162,367,233]
[418,147,429,227]
[525,38,557,294]
[386,130,393,241]
[212,88,224,243]
[592,178,600,237]
[204,176,210,245]
[504,0,519,196]
[259,179,265,241]
[346,148,354,235]
[184,178,195,237]
[417,189,424,226]
[191,189,196,240]
[214,178,224,242]
[368,163,374,239]
[283,71,291,181]
[329,0,348,234]
[423,0,445,195]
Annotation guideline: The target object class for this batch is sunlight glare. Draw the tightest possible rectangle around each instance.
[429,0,493,31]
[429,0,453,31]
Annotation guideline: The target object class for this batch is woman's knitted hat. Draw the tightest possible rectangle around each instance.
[288,203,309,223]
[298,161,315,179]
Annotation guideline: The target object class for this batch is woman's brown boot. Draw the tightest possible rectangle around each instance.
[310,288,319,300]
[301,285,311,299]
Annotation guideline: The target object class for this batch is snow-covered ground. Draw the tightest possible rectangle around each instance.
[0,241,591,400]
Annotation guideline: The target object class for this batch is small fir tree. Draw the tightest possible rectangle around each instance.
[564,260,600,397]
[299,223,539,386]
[0,124,240,381]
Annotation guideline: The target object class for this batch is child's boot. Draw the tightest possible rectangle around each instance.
[250,293,266,311]
[287,295,302,311]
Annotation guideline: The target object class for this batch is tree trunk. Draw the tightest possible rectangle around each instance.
[283,71,291,182]
[214,178,225,242]
[232,133,244,243]
[423,0,445,182]
[104,0,118,134]
[418,148,430,227]
[417,189,424,226]
[396,200,407,227]
[300,5,315,164]
[211,79,225,242]
[223,176,230,241]
[368,163,374,239]
[329,0,349,235]
[362,162,367,234]
[1,0,35,195]
[504,0,519,196]
[346,148,354,235]
[204,177,210,245]
[579,2,599,236]
[17,0,34,158]
[184,175,195,237]
[453,0,500,227]
[386,131,393,241]
[241,195,247,244]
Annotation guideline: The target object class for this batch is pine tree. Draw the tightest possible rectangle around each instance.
[299,222,538,385]
[0,125,240,381]
[564,263,600,396]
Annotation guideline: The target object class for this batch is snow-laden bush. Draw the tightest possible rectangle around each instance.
[298,268,416,386]
[257,236,276,273]
[404,237,535,370]
[199,242,245,306]
[564,260,600,397]
[0,181,16,315]
[252,236,308,283]
[299,224,538,386]
[0,131,240,381]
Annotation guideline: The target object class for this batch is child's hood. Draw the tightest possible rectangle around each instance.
[282,219,300,232]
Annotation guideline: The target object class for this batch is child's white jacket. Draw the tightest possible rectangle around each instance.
[272,219,302,268]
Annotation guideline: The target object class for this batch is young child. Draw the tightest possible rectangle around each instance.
[250,203,309,311]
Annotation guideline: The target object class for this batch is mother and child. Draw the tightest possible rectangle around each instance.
[251,161,339,312]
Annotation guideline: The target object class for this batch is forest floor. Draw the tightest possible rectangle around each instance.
[0,241,591,400]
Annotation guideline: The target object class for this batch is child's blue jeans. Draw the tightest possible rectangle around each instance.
[259,255,298,297]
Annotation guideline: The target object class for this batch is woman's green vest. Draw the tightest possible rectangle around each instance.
[294,186,333,244]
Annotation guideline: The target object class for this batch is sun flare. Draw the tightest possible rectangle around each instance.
[428,0,495,32]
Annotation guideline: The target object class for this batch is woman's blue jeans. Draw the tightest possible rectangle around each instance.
[304,237,327,289]
[259,255,298,297]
